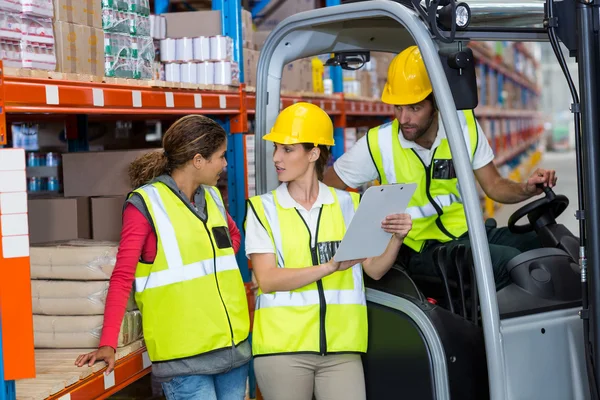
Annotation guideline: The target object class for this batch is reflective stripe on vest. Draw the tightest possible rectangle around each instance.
[134,185,238,292]
[367,111,478,252]
[257,193,286,269]
[132,182,249,362]
[248,187,367,356]
[406,192,462,220]
[255,190,364,311]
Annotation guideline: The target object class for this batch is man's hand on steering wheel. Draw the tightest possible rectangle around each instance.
[524,168,557,197]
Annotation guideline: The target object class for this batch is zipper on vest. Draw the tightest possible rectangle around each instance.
[202,218,235,341]
[295,208,327,355]
[412,149,457,240]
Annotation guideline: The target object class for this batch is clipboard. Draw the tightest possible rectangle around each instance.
[333,183,417,262]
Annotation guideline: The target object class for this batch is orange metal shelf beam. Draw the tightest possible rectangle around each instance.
[47,348,151,400]
[0,75,395,120]
[3,76,242,115]
[245,93,343,116]
[345,99,394,117]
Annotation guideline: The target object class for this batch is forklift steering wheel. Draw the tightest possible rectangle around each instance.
[507,185,569,234]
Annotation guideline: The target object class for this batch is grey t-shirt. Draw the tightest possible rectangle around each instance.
[128,175,251,381]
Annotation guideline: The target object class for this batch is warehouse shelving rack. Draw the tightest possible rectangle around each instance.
[0,1,545,399]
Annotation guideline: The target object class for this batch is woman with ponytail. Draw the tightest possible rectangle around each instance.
[75,115,251,400]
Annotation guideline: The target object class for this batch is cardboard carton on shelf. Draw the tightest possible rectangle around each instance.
[255,0,317,31]
[54,22,104,76]
[62,148,160,198]
[54,0,101,28]
[163,10,221,38]
[243,48,260,88]
[90,196,126,242]
[241,9,254,48]
[281,58,314,93]
[253,30,270,50]
[28,196,91,244]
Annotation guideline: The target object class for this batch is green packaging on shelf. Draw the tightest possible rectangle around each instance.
[132,36,154,79]
[104,32,153,79]
[102,0,150,35]
[102,0,130,34]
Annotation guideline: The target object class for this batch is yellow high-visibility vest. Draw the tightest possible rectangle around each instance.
[367,111,478,252]
[132,182,249,362]
[246,187,367,356]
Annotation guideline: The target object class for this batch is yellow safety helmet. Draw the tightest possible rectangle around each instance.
[262,102,334,146]
[381,45,433,106]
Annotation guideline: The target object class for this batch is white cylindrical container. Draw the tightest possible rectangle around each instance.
[176,37,194,61]
[159,16,166,39]
[210,35,232,61]
[150,15,156,38]
[193,36,210,61]
[214,61,232,85]
[323,78,333,95]
[165,63,181,82]
[159,38,176,62]
[197,61,215,85]
[181,62,198,84]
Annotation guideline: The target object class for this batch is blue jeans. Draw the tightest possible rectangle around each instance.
[161,363,249,400]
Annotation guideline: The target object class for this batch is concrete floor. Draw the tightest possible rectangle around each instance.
[492,149,581,235]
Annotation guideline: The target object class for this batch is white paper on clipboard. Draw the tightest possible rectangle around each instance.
[333,183,417,262]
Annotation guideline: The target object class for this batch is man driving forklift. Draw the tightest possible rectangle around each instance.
[323,45,557,290]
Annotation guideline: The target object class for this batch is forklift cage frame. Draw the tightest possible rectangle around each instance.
[253,2,551,399]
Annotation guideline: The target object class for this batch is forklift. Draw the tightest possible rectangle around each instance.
[252,0,600,399]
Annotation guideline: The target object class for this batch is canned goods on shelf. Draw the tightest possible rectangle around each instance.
[28,177,41,192]
[46,152,60,167]
[27,152,40,167]
[46,176,60,192]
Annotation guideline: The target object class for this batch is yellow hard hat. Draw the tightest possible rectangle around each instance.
[263,102,334,146]
[381,45,433,106]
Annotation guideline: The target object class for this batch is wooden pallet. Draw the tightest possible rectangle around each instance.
[15,340,145,400]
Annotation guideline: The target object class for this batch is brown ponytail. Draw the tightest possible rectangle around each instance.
[128,150,169,189]
[129,115,227,188]
[301,143,331,181]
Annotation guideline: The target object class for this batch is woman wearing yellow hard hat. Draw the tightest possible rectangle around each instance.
[244,102,412,400]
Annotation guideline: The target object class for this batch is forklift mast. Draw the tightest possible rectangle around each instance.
[253,0,599,398]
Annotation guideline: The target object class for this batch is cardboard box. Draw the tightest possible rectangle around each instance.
[243,48,259,87]
[164,10,222,38]
[256,0,317,31]
[282,60,304,92]
[242,9,254,47]
[253,30,270,50]
[372,52,393,80]
[358,70,373,98]
[28,197,91,244]
[299,59,313,93]
[62,149,159,198]
[85,26,104,77]
[91,196,126,241]
[54,0,101,29]
[54,23,104,76]
[54,21,85,74]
